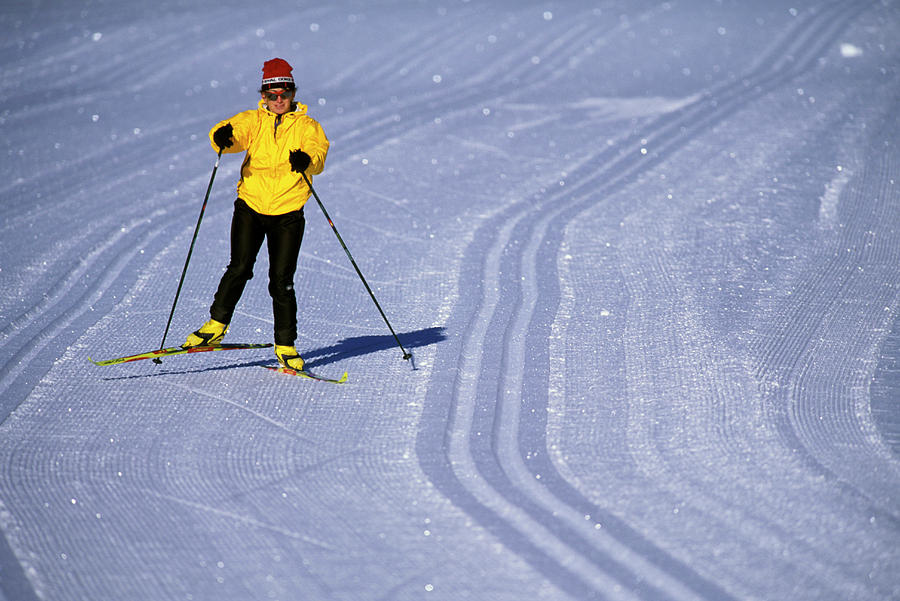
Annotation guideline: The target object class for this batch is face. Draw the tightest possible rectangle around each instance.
[262,88,295,115]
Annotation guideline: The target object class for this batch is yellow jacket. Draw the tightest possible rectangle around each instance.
[209,99,329,215]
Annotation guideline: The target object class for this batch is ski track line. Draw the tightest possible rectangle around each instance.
[0,5,588,600]
[486,1,669,89]
[517,1,890,593]
[0,115,196,203]
[413,79,666,601]
[439,215,643,601]
[0,217,181,424]
[141,489,337,551]
[373,20,474,86]
[1,11,239,98]
[0,3,888,599]
[0,207,166,341]
[751,150,886,379]
[2,155,234,358]
[521,0,895,594]
[499,194,835,599]
[10,1,856,596]
[1,128,211,242]
[216,446,367,510]
[1,138,214,335]
[418,1,879,599]
[471,184,743,599]
[610,222,875,595]
[0,155,216,347]
[753,123,900,517]
[330,0,846,167]
[337,182,424,219]
[759,120,899,378]
[165,381,320,447]
[317,8,465,90]
[0,134,238,423]
[320,4,634,172]
[486,208,721,601]
[326,3,650,161]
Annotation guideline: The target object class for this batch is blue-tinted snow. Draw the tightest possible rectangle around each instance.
[1,1,898,600]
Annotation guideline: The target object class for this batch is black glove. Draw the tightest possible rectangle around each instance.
[289,148,311,173]
[213,123,234,149]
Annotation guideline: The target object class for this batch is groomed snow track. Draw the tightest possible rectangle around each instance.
[1,2,898,600]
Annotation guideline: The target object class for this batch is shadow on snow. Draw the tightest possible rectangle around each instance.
[301,325,446,369]
[96,326,447,380]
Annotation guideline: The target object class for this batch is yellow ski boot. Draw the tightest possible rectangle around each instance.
[184,319,228,348]
[275,344,305,371]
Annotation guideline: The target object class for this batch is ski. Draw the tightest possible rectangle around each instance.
[262,365,349,384]
[89,343,273,366]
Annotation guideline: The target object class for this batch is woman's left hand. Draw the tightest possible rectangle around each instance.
[289,149,311,173]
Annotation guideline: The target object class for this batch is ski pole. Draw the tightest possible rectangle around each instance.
[153,148,223,364]
[301,171,412,361]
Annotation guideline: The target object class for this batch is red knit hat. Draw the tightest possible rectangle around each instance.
[261,58,295,91]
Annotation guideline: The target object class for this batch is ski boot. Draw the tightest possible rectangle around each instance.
[275,344,305,371]
[184,319,228,348]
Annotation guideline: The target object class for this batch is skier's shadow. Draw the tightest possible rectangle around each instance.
[299,326,446,369]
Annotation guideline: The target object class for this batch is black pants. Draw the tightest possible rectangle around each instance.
[210,198,305,346]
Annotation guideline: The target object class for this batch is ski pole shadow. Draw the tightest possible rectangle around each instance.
[301,326,447,369]
[95,357,275,380]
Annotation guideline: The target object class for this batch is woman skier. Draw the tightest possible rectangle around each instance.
[184,57,329,371]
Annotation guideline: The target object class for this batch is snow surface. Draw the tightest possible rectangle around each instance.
[1,1,899,600]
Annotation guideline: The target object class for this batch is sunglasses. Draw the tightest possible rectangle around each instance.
[263,90,294,101]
